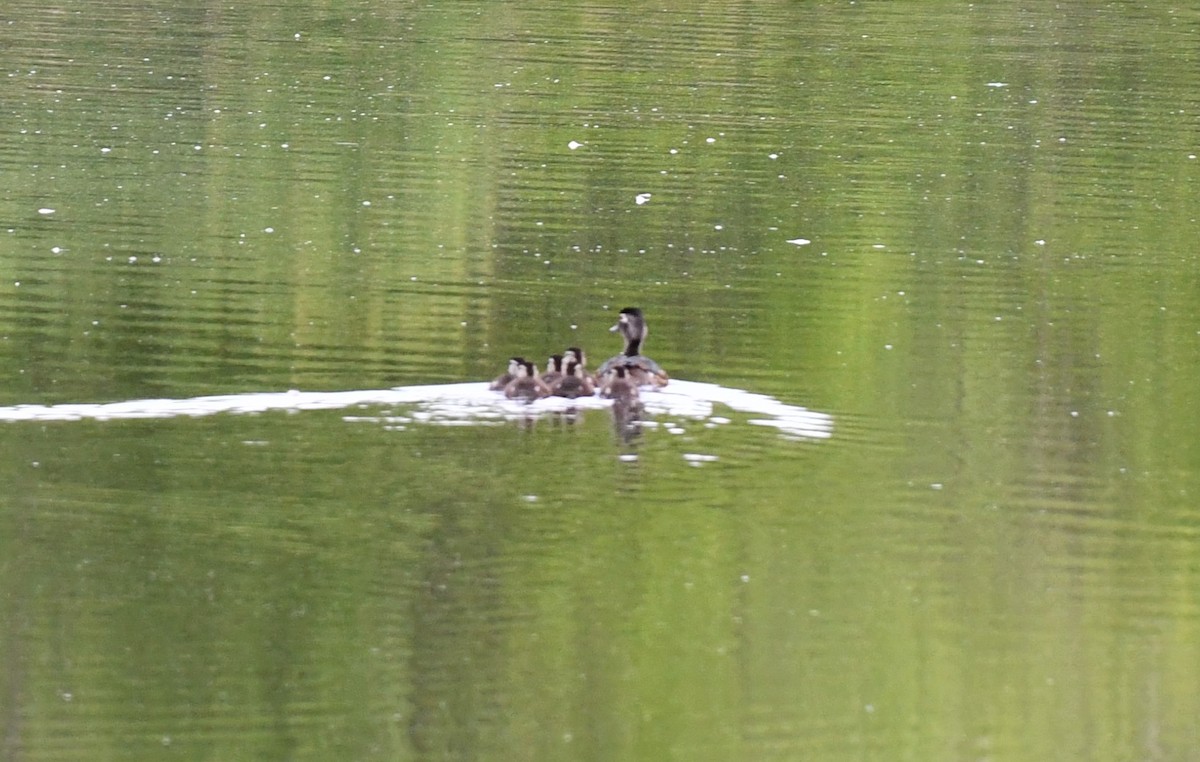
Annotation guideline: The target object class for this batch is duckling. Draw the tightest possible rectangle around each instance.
[596,307,669,387]
[489,356,526,391]
[564,346,588,367]
[600,364,640,402]
[563,347,596,384]
[541,354,565,387]
[504,360,552,401]
[551,360,595,398]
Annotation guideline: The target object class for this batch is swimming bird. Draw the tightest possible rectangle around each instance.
[596,307,669,387]
[504,360,552,400]
[541,354,565,387]
[599,364,640,402]
[489,356,526,391]
[563,347,596,384]
[551,360,595,398]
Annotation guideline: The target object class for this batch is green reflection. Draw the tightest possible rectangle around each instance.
[3,0,1200,760]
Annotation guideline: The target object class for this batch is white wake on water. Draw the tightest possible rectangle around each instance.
[0,380,832,440]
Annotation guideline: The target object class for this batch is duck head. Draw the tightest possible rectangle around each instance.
[609,307,647,356]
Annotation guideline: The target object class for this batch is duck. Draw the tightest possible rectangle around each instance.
[595,307,669,387]
[551,360,595,398]
[600,364,640,403]
[563,347,596,384]
[541,354,565,387]
[489,356,526,391]
[504,360,552,400]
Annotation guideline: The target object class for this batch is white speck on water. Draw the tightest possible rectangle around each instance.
[786,238,810,246]
[51,246,62,254]
[706,137,716,143]
[635,193,652,205]
[714,224,723,230]
[1035,239,1046,245]
[872,243,886,249]
[986,82,1007,87]
[37,208,55,215]
[618,454,639,462]
[361,200,371,207]
[683,453,718,463]
[264,227,274,233]
[884,344,893,350]
[567,140,583,150]
[522,495,538,503]
[740,574,750,583]
[128,256,137,263]
[931,483,943,490]
[768,153,779,159]
[669,148,679,154]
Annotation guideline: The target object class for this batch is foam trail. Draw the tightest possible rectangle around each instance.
[0,380,833,440]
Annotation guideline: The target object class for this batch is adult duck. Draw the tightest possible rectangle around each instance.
[595,307,669,387]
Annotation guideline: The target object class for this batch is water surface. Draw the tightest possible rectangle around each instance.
[3,1,1200,760]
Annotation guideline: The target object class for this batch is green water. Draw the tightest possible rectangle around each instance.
[3,1,1200,760]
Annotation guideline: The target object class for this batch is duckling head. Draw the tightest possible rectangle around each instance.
[565,346,587,367]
